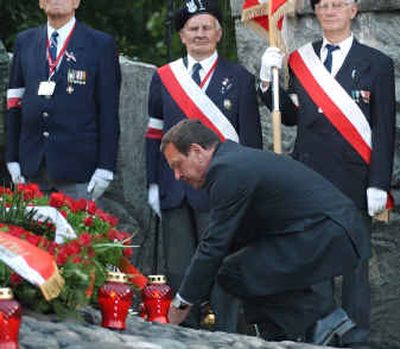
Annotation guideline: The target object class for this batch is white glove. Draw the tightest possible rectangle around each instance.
[367,187,387,217]
[87,168,113,201]
[6,162,26,184]
[260,47,284,82]
[148,183,161,217]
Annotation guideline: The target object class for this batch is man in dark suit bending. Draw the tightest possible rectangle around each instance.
[163,119,370,346]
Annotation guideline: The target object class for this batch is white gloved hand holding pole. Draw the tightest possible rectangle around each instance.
[366,187,387,217]
[148,183,161,218]
[260,47,284,82]
[87,168,113,201]
[6,162,26,184]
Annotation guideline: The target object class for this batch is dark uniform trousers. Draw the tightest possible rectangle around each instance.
[162,200,240,332]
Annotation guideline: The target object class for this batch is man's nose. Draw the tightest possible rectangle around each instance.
[195,28,206,36]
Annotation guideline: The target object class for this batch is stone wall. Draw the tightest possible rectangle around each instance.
[230,1,400,349]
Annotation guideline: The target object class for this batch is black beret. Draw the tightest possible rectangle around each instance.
[310,0,357,10]
[174,0,223,31]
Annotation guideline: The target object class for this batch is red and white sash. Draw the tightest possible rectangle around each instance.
[289,43,372,164]
[157,58,239,142]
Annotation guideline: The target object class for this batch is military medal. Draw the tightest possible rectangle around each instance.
[221,77,232,94]
[66,68,87,93]
[223,99,232,110]
[65,50,77,63]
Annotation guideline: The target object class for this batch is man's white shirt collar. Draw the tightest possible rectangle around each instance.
[187,51,218,80]
[320,34,354,76]
[47,16,76,56]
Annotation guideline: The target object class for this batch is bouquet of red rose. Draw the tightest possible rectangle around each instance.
[0,184,147,317]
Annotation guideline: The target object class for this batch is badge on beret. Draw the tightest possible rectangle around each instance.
[187,0,197,13]
[187,0,205,13]
[175,0,223,31]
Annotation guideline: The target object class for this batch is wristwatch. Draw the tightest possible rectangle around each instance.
[171,296,191,310]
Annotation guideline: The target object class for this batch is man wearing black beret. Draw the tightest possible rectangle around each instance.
[145,0,262,332]
[259,0,396,348]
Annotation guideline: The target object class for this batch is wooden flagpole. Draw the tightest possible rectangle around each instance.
[268,0,282,154]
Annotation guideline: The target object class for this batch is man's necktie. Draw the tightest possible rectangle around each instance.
[323,44,339,73]
[50,31,59,62]
[192,62,202,85]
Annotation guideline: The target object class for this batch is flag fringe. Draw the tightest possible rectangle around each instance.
[39,263,65,301]
[241,4,269,22]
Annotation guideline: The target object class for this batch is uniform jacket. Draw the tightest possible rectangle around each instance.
[146,57,262,210]
[5,21,121,182]
[178,141,371,303]
[261,39,396,210]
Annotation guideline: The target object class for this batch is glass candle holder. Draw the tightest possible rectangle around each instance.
[97,271,133,330]
[141,275,172,324]
[0,287,22,349]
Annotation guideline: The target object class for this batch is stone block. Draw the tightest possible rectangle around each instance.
[102,57,160,275]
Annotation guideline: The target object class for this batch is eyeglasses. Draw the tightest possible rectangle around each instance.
[315,1,354,11]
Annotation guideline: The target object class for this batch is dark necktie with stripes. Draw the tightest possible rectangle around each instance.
[323,44,339,73]
[50,31,59,62]
[191,62,202,85]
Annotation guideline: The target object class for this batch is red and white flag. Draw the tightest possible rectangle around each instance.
[242,1,294,40]
[0,231,64,300]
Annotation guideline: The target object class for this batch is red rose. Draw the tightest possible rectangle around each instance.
[107,228,118,241]
[123,247,133,259]
[75,198,87,211]
[56,249,69,265]
[95,209,118,226]
[83,216,94,227]
[16,183,43,201]
[65,241,81,255]
[72,256,81,264]
[87,248,95,258]
[49,192,67,208]
[79,233,92,247]
[10,272,24,286]
[87,200,97,215]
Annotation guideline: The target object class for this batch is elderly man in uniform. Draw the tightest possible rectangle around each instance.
[163,119,371,346]
[5,0,120,201]
[145,0,262,332]
[259,0,395,348]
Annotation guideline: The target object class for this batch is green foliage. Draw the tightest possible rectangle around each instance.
[0,191,55,239]
[0,0,237,66]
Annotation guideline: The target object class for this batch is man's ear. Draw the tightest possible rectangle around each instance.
[189,143,204,154]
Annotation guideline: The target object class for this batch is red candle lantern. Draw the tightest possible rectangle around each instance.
[141,275,172,324]
[97,271,133,330]
[0,287,22,349]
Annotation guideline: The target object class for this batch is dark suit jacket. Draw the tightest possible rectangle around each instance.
[146,57,262,210]
[178,141,370,303]
[261,39,396,210]
[5,21,121,182]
